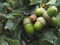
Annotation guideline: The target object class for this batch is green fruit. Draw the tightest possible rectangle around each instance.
[34,21,43,31]
[1,3,10,9]
[35,8,45,16]
[37,17,46,26]
[23,18,34,35]
[24,24,34,35]
[47,6,57,17]
[50,17,57,26]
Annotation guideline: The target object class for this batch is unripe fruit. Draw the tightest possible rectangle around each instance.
[34,21,43,31]
[34,17,46,31]
[24,24,34,35]
[50,17,57,27]
[29,14,37,22]
[23,18,34,35]
[35,8,45,16]
[37,17,46,26]
[47,6,57,17]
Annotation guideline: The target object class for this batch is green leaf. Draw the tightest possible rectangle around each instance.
[7,0,19,8]
[54,39,60,45]
[0,4,4,13]
[2,40,9,45]
[5,37,21,45]
[56,12,60,25]
[5,13,23,31]
[40,41,53,45]
[47,0,56,5]
[0,22,3,33]
[40,27,57,44]
[54,0,60,6]
[5,14,15,20]
[0,0,6,2]
[4,15,23,39]
[42,0,50,3]
[29,0,41,5]
[46,0,60,7]
[0,36,8,45]
[55,28,60,38]
[5,20,14,31]
[23,6,36,15]
[28,40,40,45]
[14,40,21,45]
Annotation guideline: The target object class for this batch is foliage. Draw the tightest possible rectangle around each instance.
[0,0,60,45]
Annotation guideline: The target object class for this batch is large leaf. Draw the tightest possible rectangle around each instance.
[54,39,60,45]
[4,37,21,45]
[41,30,57,43]
[5,13,23,31]
[0,36,8,45]
[7,0,20,8]
[4,13,23,39]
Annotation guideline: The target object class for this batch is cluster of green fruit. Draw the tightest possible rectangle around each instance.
[23,6,58,35]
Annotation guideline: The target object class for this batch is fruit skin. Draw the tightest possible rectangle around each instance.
[47,6,57,17]
[23,18,34,35]
[34,17,46,31]
[34,21,43,31]
[35,8,45,16]
[37,17,46,26]
[24,24,34,35]
[50,17,57,27]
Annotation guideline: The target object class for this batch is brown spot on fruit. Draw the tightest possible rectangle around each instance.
[29,14,37,22]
